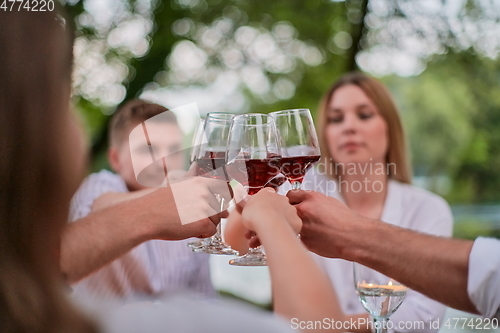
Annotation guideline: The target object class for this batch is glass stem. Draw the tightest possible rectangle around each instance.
[217,197,226,238]
[247,246,264,255]
[214,222,222,239]
[291,180,302,190]
[210,196,224,241]
[373,317,388,333]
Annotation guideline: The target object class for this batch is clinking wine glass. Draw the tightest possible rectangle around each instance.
[188,119,207,250]
[269,108,321,190]
[264,174,287,190]
[353,263,408,333]
[190,113,239,255]
[225,113,282,266]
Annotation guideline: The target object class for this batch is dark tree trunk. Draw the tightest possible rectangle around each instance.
[346,0,368,72]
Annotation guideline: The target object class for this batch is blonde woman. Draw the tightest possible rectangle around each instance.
[299,72,453,333]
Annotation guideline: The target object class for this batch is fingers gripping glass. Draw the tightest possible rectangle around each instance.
[225,114,282,266]
[188,113,239,256]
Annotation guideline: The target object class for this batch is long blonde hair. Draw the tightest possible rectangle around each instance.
[0,10,98,333]
[317,72,412,184]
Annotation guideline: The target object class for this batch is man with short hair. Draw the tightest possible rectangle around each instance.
[69,99,216,300]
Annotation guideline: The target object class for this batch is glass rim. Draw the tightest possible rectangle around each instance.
[269,108,311,116]
[205,112,235,121]
[231,113,275,126]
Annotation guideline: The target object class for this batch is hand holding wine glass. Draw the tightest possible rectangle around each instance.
[190,112,239,255]
[225,113,282,266]
[238,188,302,236]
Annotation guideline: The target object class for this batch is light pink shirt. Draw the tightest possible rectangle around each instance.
[69,170,216,301]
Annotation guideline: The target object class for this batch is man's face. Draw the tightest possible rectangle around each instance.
[111,122,184,191]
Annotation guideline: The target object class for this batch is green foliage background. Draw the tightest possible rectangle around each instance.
[64,0,500,239]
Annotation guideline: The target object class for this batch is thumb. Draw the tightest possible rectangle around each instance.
[286,189,309,205]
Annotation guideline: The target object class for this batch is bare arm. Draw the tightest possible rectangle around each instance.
[351,220,476,314]
[91,188,156,212]
[234,189,343,332]
[61,177,232,283]
[62,197,156,283]
[288,190,478,315]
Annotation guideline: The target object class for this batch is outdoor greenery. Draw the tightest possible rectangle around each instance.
[63,0,500,238]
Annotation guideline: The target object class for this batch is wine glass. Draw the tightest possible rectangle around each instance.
[188,119,207,250]
[269,108,321,190]
[189,118,206,165]
[264,174,287,191]
[191,113,239,255]
[353,263,408,333]
[225,113,282,266]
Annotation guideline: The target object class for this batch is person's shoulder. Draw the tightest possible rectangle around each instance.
[80,169,127,192]
[394,180,448,205]
[391,180,452,219]
[69,170,128,221]
[85,169,123,184]
[390,180,453,236]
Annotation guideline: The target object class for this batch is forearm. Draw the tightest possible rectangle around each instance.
[91,188,156,212]
[62,186,219,283]
[61,199,153,283]
[256,214,343,330]
[344,219,477,314]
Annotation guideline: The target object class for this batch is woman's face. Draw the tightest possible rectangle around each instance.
[325,84,388,166]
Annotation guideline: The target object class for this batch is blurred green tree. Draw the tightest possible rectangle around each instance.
[382,50,500,203]
[64,0,500,205]
[63,0,368,170]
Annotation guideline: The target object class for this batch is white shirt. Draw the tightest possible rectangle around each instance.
[69,170,216,300]
[294,170,454,333]
[77,294,294,333]
[468,237,500,319]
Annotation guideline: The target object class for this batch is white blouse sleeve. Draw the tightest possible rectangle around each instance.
[467,237,500,319]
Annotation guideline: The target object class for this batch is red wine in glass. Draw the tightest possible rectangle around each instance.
[246,157,281,195]
[280,155,321,183]
[265,174,287,190]
[227,156,281,195]
[225,113,281,266]
[270,108,322,190]
[195,151,229,180]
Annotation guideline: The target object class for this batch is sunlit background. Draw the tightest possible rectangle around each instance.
[63,0,500,330]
